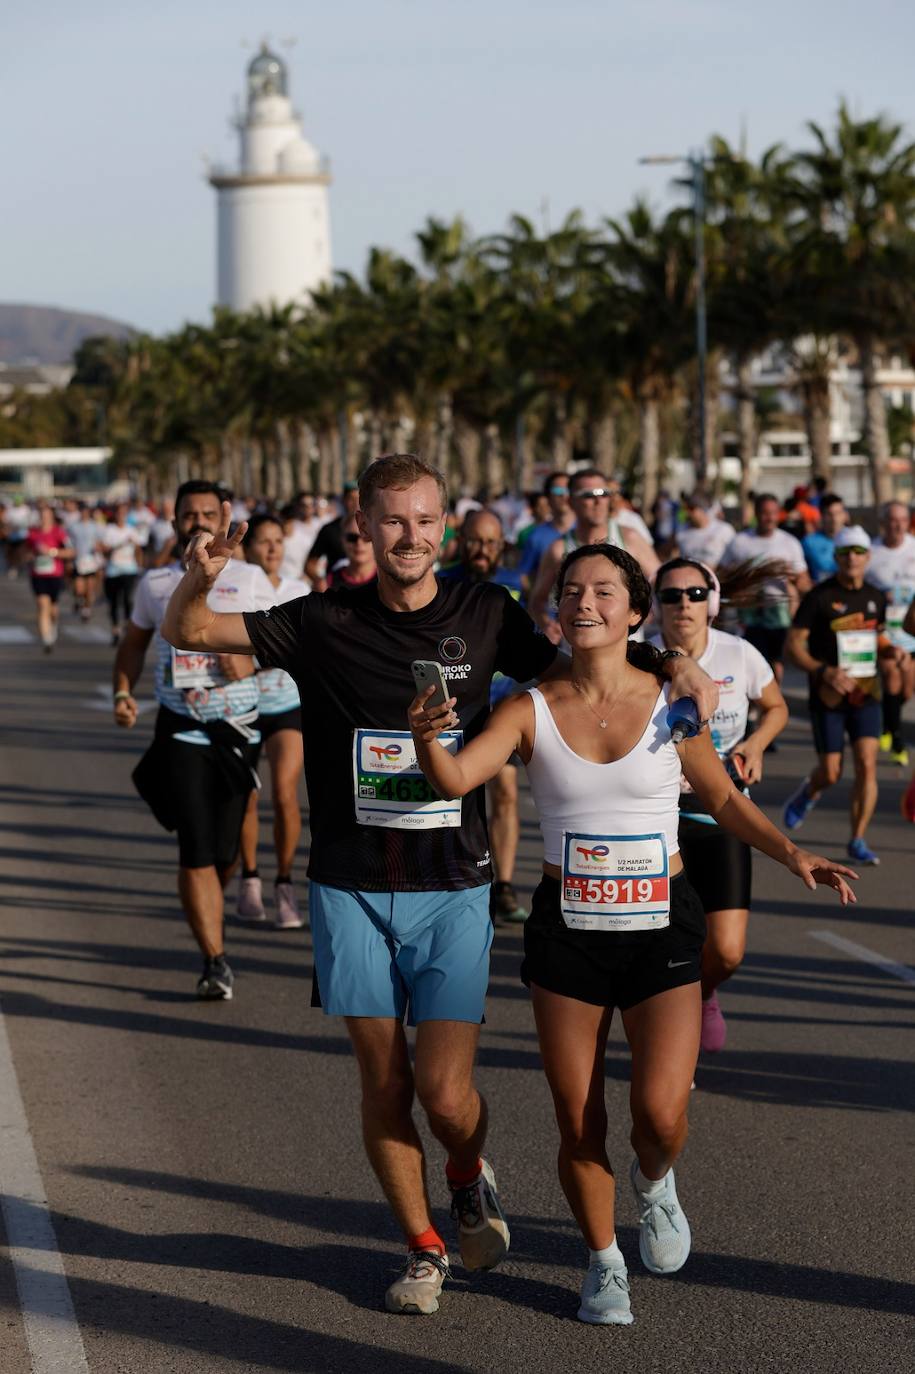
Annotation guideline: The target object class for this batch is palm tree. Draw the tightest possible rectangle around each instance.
[786,102,915,502]
[603,202,694,510]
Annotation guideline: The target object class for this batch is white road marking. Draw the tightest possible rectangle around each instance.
[0,1000,90,1373]
[62,625,111,645]
[809,929,915,986]
[0,627,35,644]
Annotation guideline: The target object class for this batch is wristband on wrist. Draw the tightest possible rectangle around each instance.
[659,648,685,664]
[113,690,133,702]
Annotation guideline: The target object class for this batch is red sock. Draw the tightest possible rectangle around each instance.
[409,1226,445,1254]
[445,1157,483,1188]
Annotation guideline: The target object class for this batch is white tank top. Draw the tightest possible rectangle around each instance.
[524,686,682,865]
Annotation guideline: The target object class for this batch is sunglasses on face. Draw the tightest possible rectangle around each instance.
[344,532,371,544]
[836,546,868,557]
[573,488,616,500]
[658,586,710,605]
[548,485,569,496]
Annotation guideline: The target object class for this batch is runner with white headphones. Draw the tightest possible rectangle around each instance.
[649,559,789,1055]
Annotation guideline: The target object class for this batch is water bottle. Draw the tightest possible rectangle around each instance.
[666,697,701,745]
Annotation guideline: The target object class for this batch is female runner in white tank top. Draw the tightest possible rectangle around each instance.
[408,542,856,1328]
[649,558,789,1058]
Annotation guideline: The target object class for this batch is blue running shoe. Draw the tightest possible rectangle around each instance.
[847,837,879,866]
[577,1261,634,1325]
[783,780,817,830]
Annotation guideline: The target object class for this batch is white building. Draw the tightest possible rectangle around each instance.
[209,45,332,314]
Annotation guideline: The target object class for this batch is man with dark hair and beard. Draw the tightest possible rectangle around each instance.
[112,480,262,1001]
[440,509,527,923]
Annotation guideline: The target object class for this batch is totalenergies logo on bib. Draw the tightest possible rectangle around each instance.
[369,744,403,760]
[576,843,610,864]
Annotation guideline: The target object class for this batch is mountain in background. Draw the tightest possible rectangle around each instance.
[0,304,136,366]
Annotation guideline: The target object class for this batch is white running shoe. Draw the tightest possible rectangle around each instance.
[630,1160,691,1274]
[237,876,266,923]
[274,882,304,929]
[448,1158,510,1271]
[384,1249,449,1315]
[577,1261,634,1325]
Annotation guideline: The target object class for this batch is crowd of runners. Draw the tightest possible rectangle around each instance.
[4,458,915,1325]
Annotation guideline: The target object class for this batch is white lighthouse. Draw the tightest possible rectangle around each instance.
[209,44,332,313]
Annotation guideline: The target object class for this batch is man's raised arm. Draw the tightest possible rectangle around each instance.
[161,501,254,653]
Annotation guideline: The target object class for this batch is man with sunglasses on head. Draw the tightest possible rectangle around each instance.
[529,469,659,642]
[517,470,576,593]
[783,526,898,866]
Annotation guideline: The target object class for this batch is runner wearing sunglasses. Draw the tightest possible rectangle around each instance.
[783,526,898,866]
[649,559,788,1055]
[529,469,659,643]
[326,513,378,589]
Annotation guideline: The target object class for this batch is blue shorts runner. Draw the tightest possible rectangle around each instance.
[810,695,882,754]
[308,882,493,1024]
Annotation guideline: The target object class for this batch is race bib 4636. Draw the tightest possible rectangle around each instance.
[352,728,462,830]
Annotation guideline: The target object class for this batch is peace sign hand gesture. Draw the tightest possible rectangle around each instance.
[184,501,248,586]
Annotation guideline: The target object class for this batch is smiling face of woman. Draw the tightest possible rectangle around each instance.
[557,554,642,650]
[245,519,285,576]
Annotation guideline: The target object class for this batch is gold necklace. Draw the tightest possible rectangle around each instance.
[571,679,613,729]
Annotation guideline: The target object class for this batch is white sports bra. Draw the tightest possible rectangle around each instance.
[524,686,682,865]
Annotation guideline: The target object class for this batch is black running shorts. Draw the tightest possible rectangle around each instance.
[166,735,259,870]
[678,815,752,912]
[521,872,706,1010]
[31,575,63,602]
[258,707,302,741]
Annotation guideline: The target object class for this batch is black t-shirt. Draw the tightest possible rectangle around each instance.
[792,576,886,701]
[243,578,557,892]
[307,517,344,569]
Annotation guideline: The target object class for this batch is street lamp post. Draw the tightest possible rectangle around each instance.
[639,151,709,487]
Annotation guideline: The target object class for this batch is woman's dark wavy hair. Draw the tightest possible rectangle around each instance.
[242,510,285,548]
[554,542,661,674]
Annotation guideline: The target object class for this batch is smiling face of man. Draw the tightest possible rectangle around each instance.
[357,477,446,589]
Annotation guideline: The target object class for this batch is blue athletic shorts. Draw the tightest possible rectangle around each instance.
[308,882,493,1024]
[810,695,882,754]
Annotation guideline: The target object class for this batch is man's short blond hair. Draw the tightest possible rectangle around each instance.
[358,453,448,513]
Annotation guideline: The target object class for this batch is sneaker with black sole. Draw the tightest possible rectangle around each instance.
[577,1260,634,1325]
[630,1159,691,1274]
[489,880,527,924]
[196,955,234,1001]
[384,1249,449,1315]
[448,1158,510,1271]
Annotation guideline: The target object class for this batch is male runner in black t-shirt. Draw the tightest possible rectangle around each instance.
[783,525,898,866]
[161,453,718,1315]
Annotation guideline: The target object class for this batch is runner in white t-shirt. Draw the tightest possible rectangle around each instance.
[719,494,811,685]
[236,512,308,929]
[101,504,146,645]
[674,492,735,569]
[868,501,915,764]
[69,505,103,620]
[112,481,262,1001]
[649,558,788,1057]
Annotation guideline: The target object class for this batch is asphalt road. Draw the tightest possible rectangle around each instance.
[0,578,913,1374]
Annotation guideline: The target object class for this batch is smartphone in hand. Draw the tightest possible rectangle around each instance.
[411,660,450,711]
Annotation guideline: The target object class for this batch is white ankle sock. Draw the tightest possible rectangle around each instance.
[588,1240,624,1269]
[635,1166,669,1197]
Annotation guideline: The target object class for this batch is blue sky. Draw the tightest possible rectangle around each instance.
[5,0,914,335]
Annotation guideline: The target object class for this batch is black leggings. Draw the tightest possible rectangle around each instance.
[104,575,137,627]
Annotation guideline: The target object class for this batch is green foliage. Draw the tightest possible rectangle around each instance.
[11,104,915,493]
